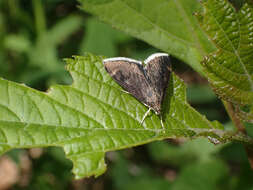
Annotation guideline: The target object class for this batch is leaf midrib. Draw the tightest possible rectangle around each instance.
[0,120,228,142]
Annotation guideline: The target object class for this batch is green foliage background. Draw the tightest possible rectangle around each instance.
[0,0,253,189]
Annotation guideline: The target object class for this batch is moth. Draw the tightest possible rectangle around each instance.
[103,53,171,129]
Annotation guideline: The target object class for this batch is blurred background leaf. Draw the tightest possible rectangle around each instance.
[79,18,131,57]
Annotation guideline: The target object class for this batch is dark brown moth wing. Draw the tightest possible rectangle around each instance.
[144,54,171,113]
[103,59,153,106]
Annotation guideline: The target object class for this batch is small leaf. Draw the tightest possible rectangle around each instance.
[197,0,253,108]
[0,53,252,178]
[78,0,216,74]
[4,34,31,53]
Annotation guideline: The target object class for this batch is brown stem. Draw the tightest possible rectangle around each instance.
[223,101,253,169]
[223,101,245,133]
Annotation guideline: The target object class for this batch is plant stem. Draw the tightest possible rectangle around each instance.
[32,0,46,36]
[223,100,253,169]
[223,101,245,133]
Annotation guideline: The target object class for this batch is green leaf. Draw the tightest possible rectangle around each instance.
[4,34,31,53]
[187,85,217,104]
[197,0,253,108]
[78,0,216,74]
[0,53,252,178]
[48,15,83,45]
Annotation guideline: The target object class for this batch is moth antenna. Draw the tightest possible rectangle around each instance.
[141,108,151,124]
